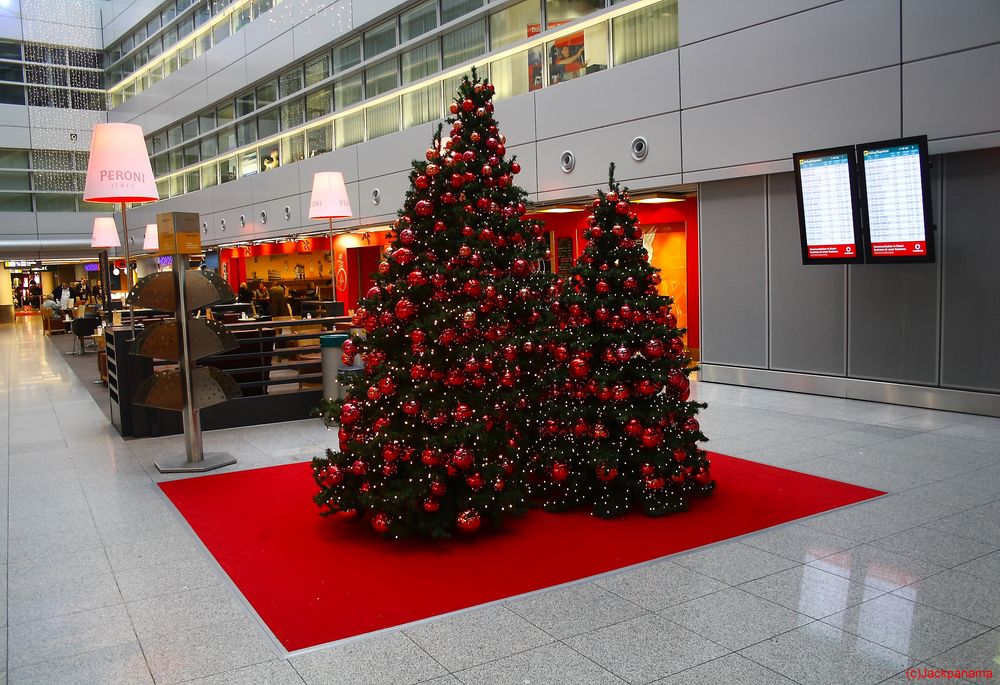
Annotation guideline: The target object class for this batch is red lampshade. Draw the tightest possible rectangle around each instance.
[308,172,353,220]
[143,223,159,251]
[83,123,159,204]
[90,217,121,248]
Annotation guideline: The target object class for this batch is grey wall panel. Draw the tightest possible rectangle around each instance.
[358,170,410,223]
[204,60,248,113]
[293,1,353,61]
[492,93,536,148]
[357,125,431,179]
[207,176,255,213]
[534,51,679,140]
[0,126,30,148]
[250,164,302,204]
[847,157,942,385]
[683,67,900,173]
[246,38,296,87]
[0,104,29,128]
[351,0,401,29]
[678,0,833,45]
[206,29,247,78]
[902,0,1000,62]
[681,0,898,109]
[903,43,1000,141]
[536,113,681,195]
[252,195,303,238]
[940,147,1000,392]
[507,142,538,195]
[699,175,769,367]
[767,173,847,375]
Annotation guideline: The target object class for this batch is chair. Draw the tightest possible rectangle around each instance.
[70,316,100,355]
[41,308,66,335]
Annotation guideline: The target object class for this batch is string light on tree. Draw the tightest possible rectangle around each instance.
[312,69,552,538]
[529,164,715,518]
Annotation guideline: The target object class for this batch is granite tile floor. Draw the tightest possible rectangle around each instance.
[2,321,999,685]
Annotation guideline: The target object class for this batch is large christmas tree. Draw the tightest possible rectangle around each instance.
[531,166,714,518]
[312,70,552,538]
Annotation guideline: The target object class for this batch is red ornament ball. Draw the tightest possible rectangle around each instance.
[394,298,416,320]
[371,512,391,534]
[393,247,415,265]
[456,509,481,534]
[596,464,619,482]
[414,200,433,216]
[423,498,440,513]
[645,339,665,358]
[568,357,590,378]
[511,259,530,277]
[340,402,361,425]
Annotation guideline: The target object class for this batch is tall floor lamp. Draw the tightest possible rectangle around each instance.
[90,217,120,323]
[308,172,353,307]
[82,123,159,338]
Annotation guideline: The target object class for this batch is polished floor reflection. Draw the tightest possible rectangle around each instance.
[2,320,998,684]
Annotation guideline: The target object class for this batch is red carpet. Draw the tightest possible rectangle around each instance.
[159,453,883,652]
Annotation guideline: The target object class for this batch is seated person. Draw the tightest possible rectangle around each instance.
[269,283,291,317]
[41,295,63,320]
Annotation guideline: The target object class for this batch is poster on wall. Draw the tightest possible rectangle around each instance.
[792,146,865,265]
[857,136,934,263]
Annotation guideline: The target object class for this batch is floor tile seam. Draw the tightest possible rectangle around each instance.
[6,563,119,594]
[653,608,808,656]
[733,574,892,619]
[396,630,475,684]
[922,629,1000,670]
[156,654,281,685]
[550,633,649,684]
[6,631,141,672]
[400,628,557,677]
[815,609,994,661]
[501,587,651,642]
[5,593,128,629]
[805,541,950,576]
[651,651,809,685]
[887,569,1000,626]
[867,521,1000,552]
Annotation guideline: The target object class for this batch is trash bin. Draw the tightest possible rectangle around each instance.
[320,333,350,400]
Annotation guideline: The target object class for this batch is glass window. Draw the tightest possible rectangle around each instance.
[201,163,219,188]
[0,84,24,105]
[363,21,395,59]
[306,124,333,157]
[0,171,30,190]
[0,149,29,168]
[195,1,211,26]
[240,148,259,176]
[279,66,303,98]
[185,169,201,193]
[134,24,147,44]
[333,39,362,73]
[153,154,169,176]
[280,98,304,130]
[442,20,485,68]
[402,82,441,128]
[231,3,251,32]
[161,5,176,24]
[257,108,279,137]
[0,41,22,60]
[612,0,677,66]
[218,126,237,152]
[0,193,32,211]
[335,111,365,148]
[213,20,231,43]
[155,178,168,198]
[306,87,331,121]
[146,14,160,34]
[366,98,399,139]
[281,132,305,164]
[200,135,218,158]
[364,61,398,97]
[401,41,439,84]
[0,63,23,82]
[490,47,538,100]
[217,101,235,125]
[162,28,177,49]
[177,42,195,67]
[167,125,183,148]
[400,0,437,42]
[490,0,540,50]
[251,0,274,19]
[148,38,163,59]
[304,55,329,87]
[35,193,78,211]
[441,0,481,24]
[547,23,607,86]
[258,145,278,172]
[237,119,257,146]
[199,109,217,132]
[168,174,184,197]
[235,90,255,117]
[334,74,362,109]
[169,148,183,171]
[256,80,277,107]
[182,117,199,140]
[220,156,237,183]
[545,0,601,27]
[183,143,199,166]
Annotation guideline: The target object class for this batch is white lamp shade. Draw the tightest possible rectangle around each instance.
[91,217,121,248]
[143,223,159,250]
[308,171,353,220]
[83,123,159,204]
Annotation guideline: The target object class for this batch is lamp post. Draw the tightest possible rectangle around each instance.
[90,217,120,325]
[82,123,159,338]
[308,172,353,307]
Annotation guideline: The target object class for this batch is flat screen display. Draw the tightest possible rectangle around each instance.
[858,136,934,263]
[793,146,864,264]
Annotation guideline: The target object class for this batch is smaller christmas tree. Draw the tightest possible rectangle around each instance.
[532,165,714,518]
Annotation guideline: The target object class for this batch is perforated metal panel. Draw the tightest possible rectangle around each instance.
[127,271,235,312]
[130,318,239,362]
[133,367,242,411]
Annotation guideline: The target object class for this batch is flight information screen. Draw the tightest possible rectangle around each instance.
[793,147,863,264]
[859,137,934,262]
